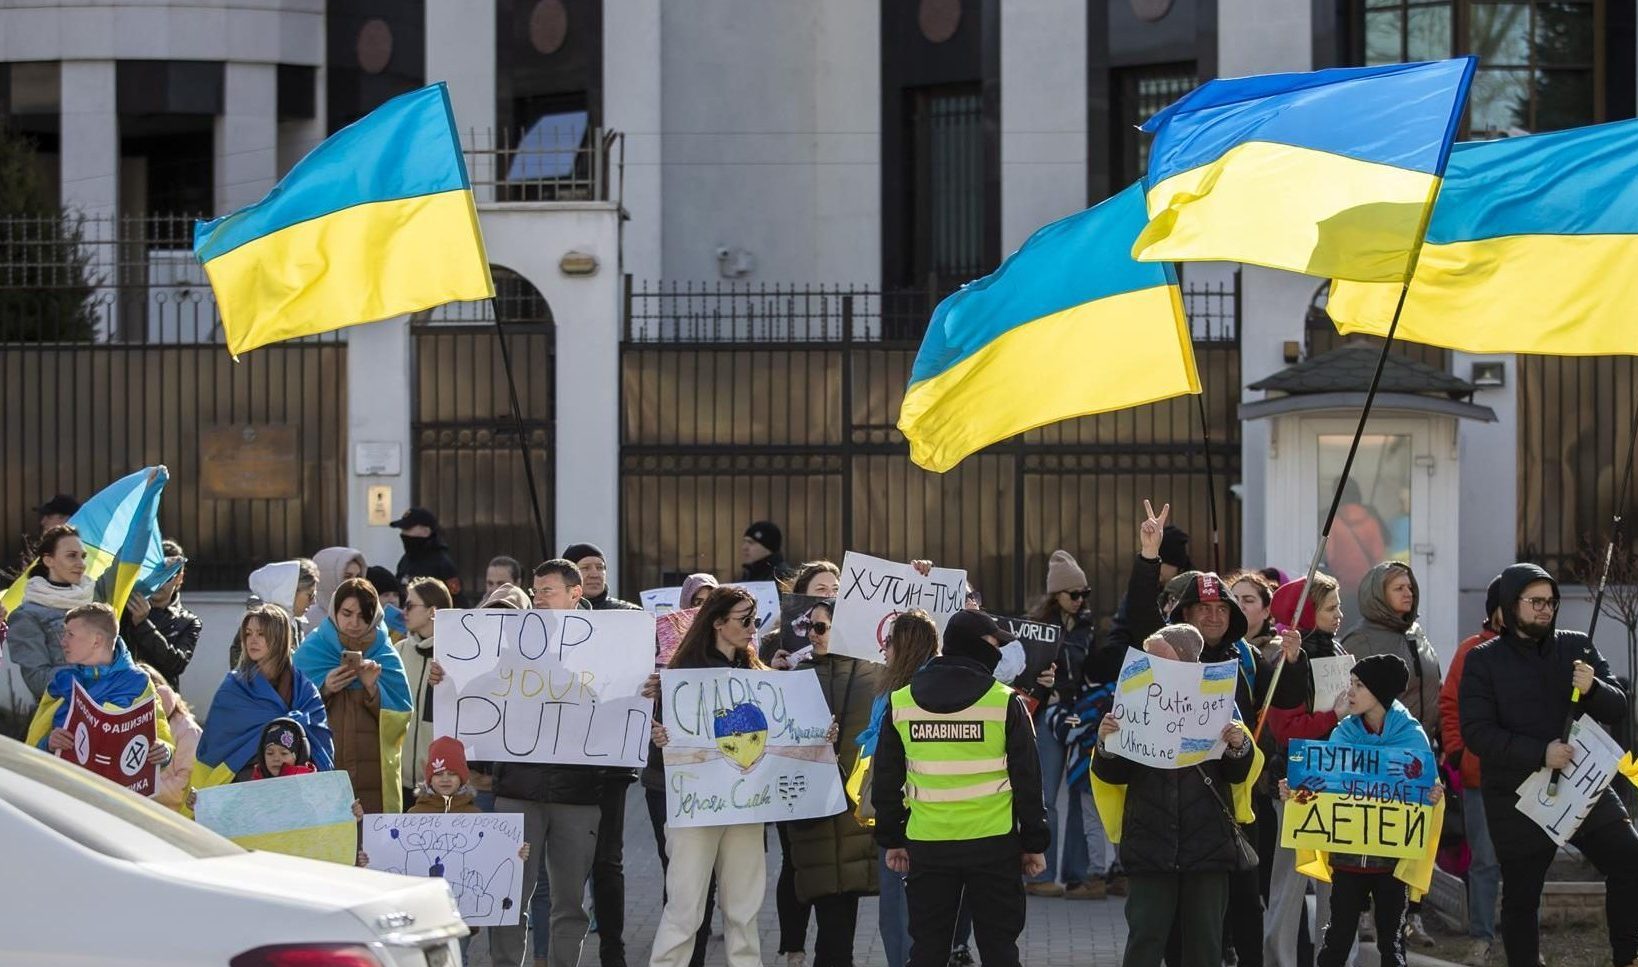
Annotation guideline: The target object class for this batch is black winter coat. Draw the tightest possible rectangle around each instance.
[1090,555,1167,686]
[587,590,642,611]
[395,535,469,607]
[1091,740,1255,874]
[121,595,203,685]
[741,555,796,584]
[1460,563,1630,856]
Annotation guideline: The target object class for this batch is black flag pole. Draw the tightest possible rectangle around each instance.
[491,298,552,565]
[1196,391,1222,575]
[1254,281,1414,740]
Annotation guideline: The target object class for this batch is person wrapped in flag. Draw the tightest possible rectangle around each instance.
[1093,623,1262,967]
[294,577,414,814]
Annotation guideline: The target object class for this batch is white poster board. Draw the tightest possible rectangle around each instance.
[830,552,967,662]
[1107,647,1238,769]
[433,609,655,767]
[1309,655,1357,713]
[362,812,527,926]
[643,583,777,634]
[1516,715,1625,847]
[660,667,846,827]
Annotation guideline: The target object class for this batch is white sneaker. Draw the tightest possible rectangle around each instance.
[1405,913,1436,948]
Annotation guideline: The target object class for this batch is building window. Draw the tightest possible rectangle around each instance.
[1360,0,1599,136]
[1112,63,1197,186]
[904,84,985,292]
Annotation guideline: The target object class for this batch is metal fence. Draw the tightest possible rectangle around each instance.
[0,214,347,590]
[619,278,1242,619]
[460,127,621,203]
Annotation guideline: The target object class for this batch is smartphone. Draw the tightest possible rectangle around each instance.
[342,651,363,669]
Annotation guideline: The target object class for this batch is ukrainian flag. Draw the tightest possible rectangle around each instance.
[897,182,1200,473]
[1200,661,1238,695]
[1329,119,1638,355]
[1118,652,1156,694]
[1135,58,1475,283]
[2,467,179,615]
[194,83,494,356]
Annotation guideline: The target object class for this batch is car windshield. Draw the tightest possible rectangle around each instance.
[0,736,243,859]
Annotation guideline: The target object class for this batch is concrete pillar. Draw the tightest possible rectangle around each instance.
[59,60,118,340]
[1452,351,1517,618]
[215,62,280,214]
[427,1,497,203]
[346,317,415,569]
[603,0,662,281]
[1000,0,1087,254]
[1218,0,1311,76]
[813,0,880,286]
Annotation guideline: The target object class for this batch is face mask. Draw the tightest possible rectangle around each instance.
[401,534,434,554]
[993,641,1027,684]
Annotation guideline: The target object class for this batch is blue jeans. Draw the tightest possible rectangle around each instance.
[1072,781,1107,878]
[1030,719,1089,883]
[532,854,552,957]
[1463,788,1500,941]
[879,852,911,967]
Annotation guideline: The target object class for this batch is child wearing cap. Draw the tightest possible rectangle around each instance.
[250,717,318,780]
[359,735,529,860]
[1277,653,1445,967]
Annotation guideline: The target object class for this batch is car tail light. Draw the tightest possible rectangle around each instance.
[229,944,384,967]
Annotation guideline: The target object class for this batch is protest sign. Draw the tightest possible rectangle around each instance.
[656,607,697,667]
[988,614,1060,690]
[363,812,527,926]
[1281,738,1438,860]
[1309,655,1357,712]
[1106,648,1237,768]
[660,667,846,827]
[779,594,834,663]
[641,587,682,614]
[831,552,967,662]
[194,770,357,864]
[433,608,655,767]
[648,583,777,633]
[60,680,158,796]
[1516,715,1629,847]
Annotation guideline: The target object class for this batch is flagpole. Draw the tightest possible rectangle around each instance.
[1196,392,1222,575]
[491,299,553,565]
[1254,282,1413,740]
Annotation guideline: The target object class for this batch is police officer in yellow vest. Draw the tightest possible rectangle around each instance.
[871,610,1049,967]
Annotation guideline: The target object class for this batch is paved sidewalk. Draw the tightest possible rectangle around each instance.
[470,784,1131,966]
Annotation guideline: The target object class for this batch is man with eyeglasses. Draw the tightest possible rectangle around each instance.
[1461,563,1638,967]
[492,558,606,967]
[117,539,201,687]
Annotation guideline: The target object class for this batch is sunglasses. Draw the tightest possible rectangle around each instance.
[965,590,982,603]
[810,622,830,635]
[1063,589,1090,600]
[732,612,757,629]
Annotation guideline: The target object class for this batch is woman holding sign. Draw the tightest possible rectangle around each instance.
[648,586,775,967]
[295,578,413,814]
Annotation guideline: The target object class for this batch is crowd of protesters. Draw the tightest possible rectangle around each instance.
[4,492,1636,967]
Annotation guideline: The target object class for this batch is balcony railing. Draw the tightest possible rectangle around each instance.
[461,127,621,204]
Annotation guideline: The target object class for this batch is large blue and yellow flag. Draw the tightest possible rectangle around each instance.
[194,83,494,356]
[1328,119,1638,355]
[1134,58,1475,283]
[2,467,179,615]
[897,182,1200,473]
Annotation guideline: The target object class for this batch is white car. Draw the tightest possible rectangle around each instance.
[0,735,467,966]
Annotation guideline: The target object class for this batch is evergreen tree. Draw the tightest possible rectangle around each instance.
[0,124,95,341]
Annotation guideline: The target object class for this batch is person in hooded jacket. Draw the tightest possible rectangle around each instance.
[304,546,367,629]
[871,610,1048,967]
[1338,561,1444,948]
[236,559,319,668]
[1460,563,1638,967]
[390,507,470,606]
[1093,624,1261,967]
[398,577,452,805]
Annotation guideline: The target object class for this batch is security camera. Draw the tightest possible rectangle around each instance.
[714,246,731,260]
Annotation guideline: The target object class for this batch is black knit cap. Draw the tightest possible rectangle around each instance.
[561,543,606,563]
[365,565,400,599]
[1159,525,1192,570]
[1353,654,1409,709]
[259,716,311,767]
[744,521,783,555]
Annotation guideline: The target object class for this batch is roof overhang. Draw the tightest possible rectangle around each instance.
[1237,391,1497,422]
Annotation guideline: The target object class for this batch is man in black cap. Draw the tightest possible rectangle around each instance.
[558,540,637,967]
[872,609,1048,967]
[389,507,469,606]
[36,494,80,535]
[562,543,639,611]
[740,520,796,583]
[1461,563,1638,967]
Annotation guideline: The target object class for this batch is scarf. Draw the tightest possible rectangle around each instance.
[293,617,414,812]
[26,639,171,753]
[187,664,334,814]
[1293,701,1446,895]
[23,575,96,612]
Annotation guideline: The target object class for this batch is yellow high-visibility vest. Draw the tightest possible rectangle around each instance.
[890,680,1014,841]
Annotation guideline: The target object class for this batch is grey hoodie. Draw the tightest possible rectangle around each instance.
[1339,561,1442,739]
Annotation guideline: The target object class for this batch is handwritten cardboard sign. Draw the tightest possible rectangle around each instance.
[1516,715,1626,847]
[1106,647,1237,769]
[433,608,655,767]
[988,614,1061,690]
[363,812,527,926]
[831,552,967,662]
[195,770,357,864]
[645,582,778,634]
[60,680,158,796]
[1282,738,1438,859]
[641,587,682,614]
[1309,655,1357,713]
[660,667,846,828]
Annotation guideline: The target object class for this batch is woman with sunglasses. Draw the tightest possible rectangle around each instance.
[1025,550,1105,900]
